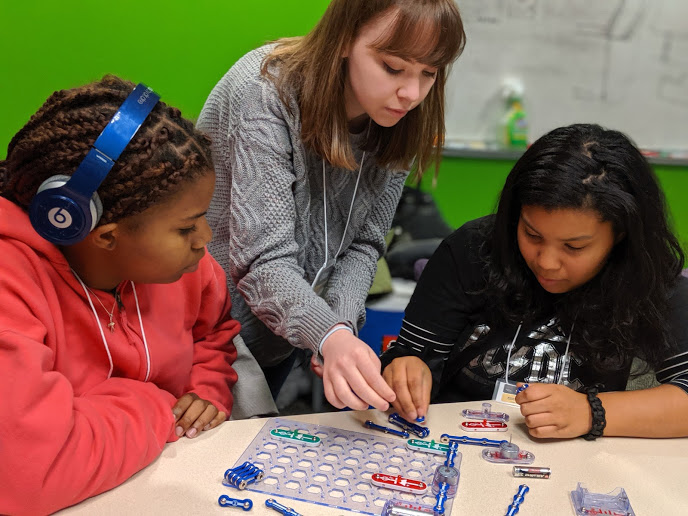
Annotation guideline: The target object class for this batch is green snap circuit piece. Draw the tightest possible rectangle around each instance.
[406,438,449,455]
[270,428,321,446]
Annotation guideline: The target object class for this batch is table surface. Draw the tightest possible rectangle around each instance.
[59,401,688,515]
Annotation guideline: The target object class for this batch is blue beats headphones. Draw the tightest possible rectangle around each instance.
[29,83,160,246]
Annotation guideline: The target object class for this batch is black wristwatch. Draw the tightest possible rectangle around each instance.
[581,383,606,441]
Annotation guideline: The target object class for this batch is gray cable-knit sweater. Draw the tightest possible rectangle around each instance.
[198,45,409,368]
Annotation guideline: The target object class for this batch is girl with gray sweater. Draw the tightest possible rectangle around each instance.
[198,0,465,413]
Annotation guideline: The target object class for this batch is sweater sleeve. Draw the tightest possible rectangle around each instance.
[324,171,408,332]
[185,255,239,415]
[203,77,345,356]
[380,220,488,396]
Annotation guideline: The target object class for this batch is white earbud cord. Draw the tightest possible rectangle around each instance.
[320,122,371,270]
[504,323,523,385]
[130,281,152,382]
[74,272,114,378]
[321,159,329,268]
[557,322,574,385]
[321,154,366,266]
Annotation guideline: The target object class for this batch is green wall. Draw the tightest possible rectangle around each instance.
[2,1,687,255]
[0,0,330,157]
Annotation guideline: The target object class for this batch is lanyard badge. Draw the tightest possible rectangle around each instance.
[492,323,524,406]
[492,379,519,406]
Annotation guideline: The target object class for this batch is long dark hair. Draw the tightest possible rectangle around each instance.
[262,0,465,175]
[484,124,684,371]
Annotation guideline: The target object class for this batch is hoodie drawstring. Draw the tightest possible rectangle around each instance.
[73,272,151,381]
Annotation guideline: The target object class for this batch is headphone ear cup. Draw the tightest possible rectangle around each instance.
[36,174,72,194]
[36,174,103,231]
[30,84,158,246]
[90,190,103,230]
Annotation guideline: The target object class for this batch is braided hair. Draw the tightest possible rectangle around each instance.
[0,75,213,225]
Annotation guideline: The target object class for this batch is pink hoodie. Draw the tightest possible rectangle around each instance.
[0,198,239,515]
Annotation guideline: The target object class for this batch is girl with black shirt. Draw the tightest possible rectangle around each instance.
[381,124,688,439]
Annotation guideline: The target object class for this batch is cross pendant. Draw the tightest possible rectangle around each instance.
[108,321,115,333]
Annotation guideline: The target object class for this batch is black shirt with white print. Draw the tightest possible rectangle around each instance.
[381,216,688,402]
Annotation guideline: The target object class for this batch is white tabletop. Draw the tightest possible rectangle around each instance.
[59,401,688,515]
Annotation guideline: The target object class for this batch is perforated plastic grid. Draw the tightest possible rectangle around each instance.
[230,418,447,515]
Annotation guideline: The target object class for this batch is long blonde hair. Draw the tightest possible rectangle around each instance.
[262,0,465,177]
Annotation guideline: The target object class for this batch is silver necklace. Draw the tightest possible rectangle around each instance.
[84,285,118,333]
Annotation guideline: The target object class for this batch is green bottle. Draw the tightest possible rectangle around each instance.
[500,80,528,149]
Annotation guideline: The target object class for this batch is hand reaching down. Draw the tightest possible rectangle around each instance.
[382,356,432,422]
[320,330,396,411]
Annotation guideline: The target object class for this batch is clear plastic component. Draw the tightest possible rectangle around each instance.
[430,438,462,515]
[461,402,510,423]
[482,441,535,465]
[570,483,635,516]
[431,466,459,498]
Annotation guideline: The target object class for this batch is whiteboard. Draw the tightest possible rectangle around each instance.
[445,0,688,152]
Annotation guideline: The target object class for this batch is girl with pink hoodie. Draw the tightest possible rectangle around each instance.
[0,75,239,515]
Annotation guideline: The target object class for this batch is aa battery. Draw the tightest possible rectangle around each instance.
[512,466,551,479]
